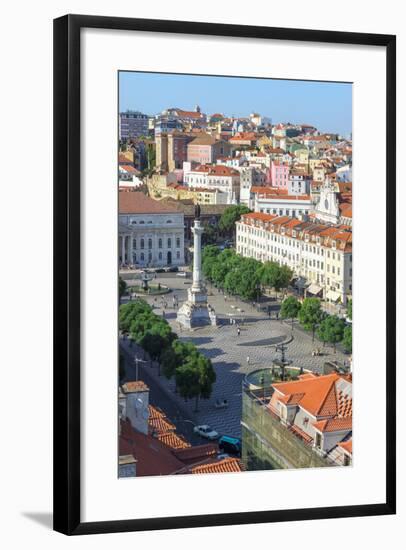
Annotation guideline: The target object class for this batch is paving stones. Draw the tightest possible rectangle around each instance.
[131,274,348,439]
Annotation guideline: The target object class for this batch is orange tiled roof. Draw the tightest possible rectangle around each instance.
[338,439,353,454]
[122,380,149,394]
[312,417,352,433]
[173,443,218,463]
[157,432,191,450]
[190,457,244,474]
[272,373,347,417]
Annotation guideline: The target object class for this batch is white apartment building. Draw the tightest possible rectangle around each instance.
[183,164,240,203]
[236,212,352,304]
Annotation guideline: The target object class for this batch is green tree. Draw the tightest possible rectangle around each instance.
[317,315,346,353]
[219,205,251,236]
[298,297,324,342]
[259,262,292,296]
[342,324,352,353]
[175,353,216,411]
[119,277,127,299]
[119,299,152,333]
[280,296,302,330]
[160,345,180,379]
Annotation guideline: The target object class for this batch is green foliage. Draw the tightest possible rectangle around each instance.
[346,299,352,320]
[119,300,152,333]
[119,277,127,298]
[280,296,302,328]
[219,205,251,235]
[202,248,292,301]
[175,351,216,408]
[316,315,346,351]
[342,324,352,353]
[298,297,324,341]
[259,262,293,291]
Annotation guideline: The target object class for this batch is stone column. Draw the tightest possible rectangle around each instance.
[192,220,204,292]
[121,236,126,264]
[127,234,132,265]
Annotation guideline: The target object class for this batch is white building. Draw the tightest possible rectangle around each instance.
[239,167,267,206]
[251,187,313,219]
[236,212,352,304]
[183,164,240,203]
[119,192,185,267]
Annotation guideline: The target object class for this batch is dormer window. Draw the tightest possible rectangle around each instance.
[332,240,337,249]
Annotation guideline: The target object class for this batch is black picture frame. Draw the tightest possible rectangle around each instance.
[53,14,396,535]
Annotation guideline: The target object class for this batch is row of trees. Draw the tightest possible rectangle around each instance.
[280,296,352,353]
[119,300,216,410]
[202,245,293,301]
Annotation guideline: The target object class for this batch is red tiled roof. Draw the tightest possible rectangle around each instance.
[312,417,352,433]
[272,373,345,417]
[190,457,244,474]
[157,432,191,450]
[338,439,353,454]
[119,164,138,173]
[173,443,218,464]
[121,381,149,394]
[120,420,185,476]
[119,192,180,214]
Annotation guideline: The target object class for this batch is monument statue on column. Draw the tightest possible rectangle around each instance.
[176,205,217,329]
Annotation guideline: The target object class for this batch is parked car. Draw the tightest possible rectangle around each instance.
[167,266,179,273]
[218,435,241,456]
[176,271,187,277]
[193,425,219,440]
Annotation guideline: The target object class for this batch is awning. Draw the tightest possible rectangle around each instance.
[326,290,341,302]
[307,283,322,296]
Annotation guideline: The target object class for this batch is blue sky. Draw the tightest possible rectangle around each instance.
[119,71,352,137]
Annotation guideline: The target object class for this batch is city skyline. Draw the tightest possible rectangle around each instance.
[119,71,352,137]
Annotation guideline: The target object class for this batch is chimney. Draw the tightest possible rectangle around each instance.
[121,381,150,435]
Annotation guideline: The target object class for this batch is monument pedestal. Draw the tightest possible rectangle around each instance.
[177,218,217,329]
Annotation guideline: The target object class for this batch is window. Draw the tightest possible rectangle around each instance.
[148,238,152,249]
[176,237,180,248]
[158,238,162,249]
[140,238,144,249]
[140,252,144,261]
[315,433,322,449]
[176,251,180,259]
[132,238,137,249]
[159,252,162,260]
[167,238,172,248]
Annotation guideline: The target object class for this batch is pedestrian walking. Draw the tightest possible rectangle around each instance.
[246,356,250,365]
[237,327,241,337]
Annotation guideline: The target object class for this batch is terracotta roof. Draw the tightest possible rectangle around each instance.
[120,420,185,476]
[272,373,347,417]
[119,164,138,174]
[173,443,218,464]
[157,432,191,450]
[229,132,257,142]
[190,457,244,474]
[338,439,353,454]
[119,192,180,214]
[188,134,218,146]
[176,109,204,119]
[121,380,149,394]
[312,417,352,433]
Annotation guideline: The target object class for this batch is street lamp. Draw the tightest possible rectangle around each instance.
[134,357,148,381]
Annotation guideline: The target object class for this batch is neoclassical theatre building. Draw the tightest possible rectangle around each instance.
[119,192,185,268]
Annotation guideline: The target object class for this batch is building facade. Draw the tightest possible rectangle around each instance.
[119,110,149,139]
[184,164,240,203]
[119,192,185,268]
[236,212,352,304]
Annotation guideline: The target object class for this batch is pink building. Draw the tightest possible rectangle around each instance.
[271,161,289,189]
[187,134,231,165]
